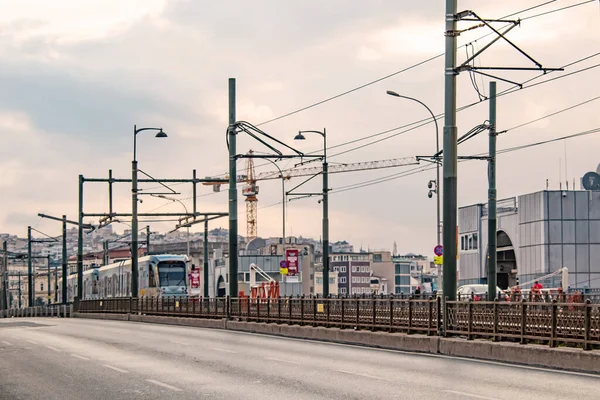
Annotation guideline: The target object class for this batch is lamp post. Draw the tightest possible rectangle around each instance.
[386,91,441,246]
[156,195,190,258]
[294,129,329,297]
[132,125,168,297]
[263,159,286,246]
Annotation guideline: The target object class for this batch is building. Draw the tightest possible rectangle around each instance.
[459,190,600,290]
[319,252,371,296]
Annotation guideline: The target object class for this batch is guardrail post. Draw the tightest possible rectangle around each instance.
[300,295,305,326]
[313,295,317,327]
[340,295,345,329]
[436,296,442,336]
[467,299,473,340]
[372,296,377,331]
[584,299,591,351]
[389,295,394,333]
[493,298,499,342]
[247,295,251,319]
[443,297,449,337]
[427,296,433,336]
[408,297,413,334]
[355,295,360,329]
[227,296,231,319]
[520,299,527,345]
[550,299,558,348]
[277,296,282,323]
[326,295,331,327]
[256,297,260,322]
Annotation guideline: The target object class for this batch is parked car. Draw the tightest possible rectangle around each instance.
[457,284,508,301]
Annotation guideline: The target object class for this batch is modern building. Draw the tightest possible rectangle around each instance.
[458,190,600,290]
[321,252,371,296]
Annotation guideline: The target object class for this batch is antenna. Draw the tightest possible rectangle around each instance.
[546,179,549,190]
[564,141,568,188]
[559,157,562,189]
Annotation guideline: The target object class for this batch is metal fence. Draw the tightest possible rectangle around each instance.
[0,305,72,318]
[75,296,600,349]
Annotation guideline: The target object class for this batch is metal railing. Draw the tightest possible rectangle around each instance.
[75,295,600,349]
[0,305,72,318]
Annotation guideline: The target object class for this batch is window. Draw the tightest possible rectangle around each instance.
[343,256,348,261]
[340,288,347,294]
[340,277,347,284]
[363,277,368,283]
[468,236,473,250]
[461,236,465,250]
[473,233,478,250]
[395,276,410,285]
[329,278,335,284]
[340,266,346,273]
[373,254,383,262]
[316,277,323,284]
[41,283,44,291]
[395,263,410,275]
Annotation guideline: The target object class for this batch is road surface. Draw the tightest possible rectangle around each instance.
[0,318,598,399]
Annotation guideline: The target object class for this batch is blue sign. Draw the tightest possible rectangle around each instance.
[434,245,444,256]
[280,260,288,268]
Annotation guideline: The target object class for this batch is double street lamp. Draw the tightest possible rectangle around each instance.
[132,125,168,297]
[293,129,329,297]
[386,91,441,246]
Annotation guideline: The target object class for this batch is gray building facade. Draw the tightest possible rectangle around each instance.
[458,190,600,290]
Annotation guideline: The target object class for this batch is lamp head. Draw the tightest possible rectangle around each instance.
[294,132,306,141]
[155,129,168,138]
[386,90,400,97]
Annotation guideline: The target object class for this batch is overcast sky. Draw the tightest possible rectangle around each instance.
[1,0,599,256]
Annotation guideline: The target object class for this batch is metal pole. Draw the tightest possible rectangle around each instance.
[204,219,209,297]
[442,0,458,302]
[27,226,33,306]
[147,225,151,256]
[228,78,238,298]
[132,125,139,298]
[54,257,58,303]
[187,226,190,259]
[62,215,67,304]
[47,255,51,305]
[322,128,330,298]
[77,175,84,300]
[18,271,22,309]
[488,81,498,300]
[2,241,7,310]
[282,176,286,246]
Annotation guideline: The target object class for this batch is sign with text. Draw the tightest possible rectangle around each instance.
[285,249,299,277]
[189,268,201,295]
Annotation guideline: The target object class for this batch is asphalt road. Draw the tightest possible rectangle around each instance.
[0,318,598,399]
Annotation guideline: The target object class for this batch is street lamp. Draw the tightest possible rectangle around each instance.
[155,194,190,258]
[262,159,286,246]
[386,90,441,247]
[132,125,167,297]
[294,129,329,297]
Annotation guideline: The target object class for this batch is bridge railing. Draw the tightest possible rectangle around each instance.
[74,296,600,349]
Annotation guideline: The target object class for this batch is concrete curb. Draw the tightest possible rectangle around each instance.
[72,313,600,374]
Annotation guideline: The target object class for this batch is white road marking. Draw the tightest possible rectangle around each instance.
[2,341,12,346]
[70,354,89,360]
[264,357,300,365]
[146,379,183,392]
[211,347,237,353]
[46,346,61,352]
[444,390,499,400]
[170,340,190,346]
[26,340,38,345]
[336,370,392,382]
[103,364,129,373]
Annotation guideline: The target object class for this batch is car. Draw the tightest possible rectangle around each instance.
[457,284,508,301]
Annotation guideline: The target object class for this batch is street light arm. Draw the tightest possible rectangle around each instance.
[134,127,163,135]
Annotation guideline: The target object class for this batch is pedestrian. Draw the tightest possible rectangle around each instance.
[415,286,421,295]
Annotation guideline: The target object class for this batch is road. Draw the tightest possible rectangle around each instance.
[0,318,598,400]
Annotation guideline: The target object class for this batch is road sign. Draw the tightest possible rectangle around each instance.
[285,249,299,277]
[582,171,600,191]
[434,245,444,256]
[434,256,443,265]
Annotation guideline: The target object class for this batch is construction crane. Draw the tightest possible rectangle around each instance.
[204,156,419,236]
[242,150,259,240]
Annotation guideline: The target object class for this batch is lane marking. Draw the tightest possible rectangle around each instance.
[264,357,300,365]
[26,340,38,345]
[70,354,90,360]
[211,347,237,354]
[336,370,392,382]
[2,341,12,346]
[46,346,61,352]
[444,390,499,400]
[103,364,129,373]
[170,340,190,346]
[146,379,183,392]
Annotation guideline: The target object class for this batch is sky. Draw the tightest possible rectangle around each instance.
[0,0,599,257]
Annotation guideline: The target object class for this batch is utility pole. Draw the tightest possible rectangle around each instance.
[77,174,84,300]
[18,271,22,309]
[487,81,497,300]
[62,215,67,304]
[442,0,458,302]
[146,226,151,255]
[322,129,330,298]
[1,241,7,310]
[47,255,51,305]
[204,219,209,297]
[27,226,33,307]
[228,78,238,298]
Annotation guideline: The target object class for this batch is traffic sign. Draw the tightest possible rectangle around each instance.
[434,255,443,265]
[434,245,444,256]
